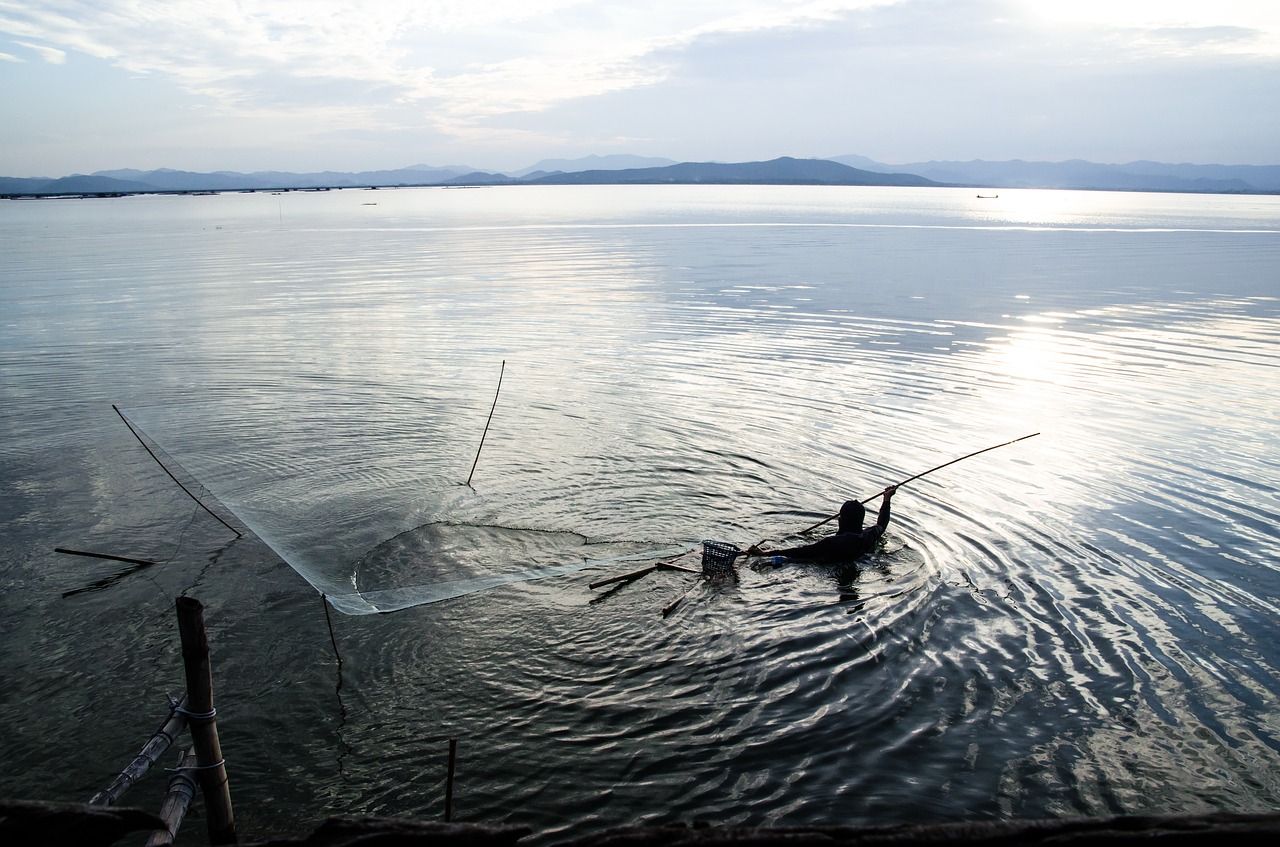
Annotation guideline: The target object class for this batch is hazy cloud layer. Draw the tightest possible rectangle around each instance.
[13,39,65,63]
[1,0,1277,173]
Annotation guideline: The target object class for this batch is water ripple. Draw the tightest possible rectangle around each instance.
[2,188,1279,841]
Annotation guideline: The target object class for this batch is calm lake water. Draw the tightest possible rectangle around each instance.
[2,185,1278,843]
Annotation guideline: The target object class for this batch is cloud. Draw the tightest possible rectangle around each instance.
[490,1,1280,166]
[1027,0,1280,57]
[0,50,19,62]
[0,2,892,120]
[15,39,65,63]
[1,0,1277,169]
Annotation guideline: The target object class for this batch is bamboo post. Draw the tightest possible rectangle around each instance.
[445,737,458,822]
[88,694,189,806]
[175,596,236,844]
[145,748,198,847]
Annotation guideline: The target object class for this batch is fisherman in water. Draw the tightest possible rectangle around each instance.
[746,485,897,563]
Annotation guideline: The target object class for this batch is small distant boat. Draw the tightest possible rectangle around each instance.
[977,194,998,199]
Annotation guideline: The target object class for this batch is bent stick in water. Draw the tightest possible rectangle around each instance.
[795,432,1040,536]
[56,547,156,567]
[465,360,505,487]
[661,580,701,618]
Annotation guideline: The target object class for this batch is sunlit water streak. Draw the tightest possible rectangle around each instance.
[1,186,1278,841]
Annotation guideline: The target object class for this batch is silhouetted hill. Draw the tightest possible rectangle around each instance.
[94,169,271,191]
[0,174,158,195]
[524,157,939,186]
[91,166,479,191]
[827,155,1280,193]
[0,177,50,194]
[246,166,476,188]
[443,171,519,186]
[6,154,1278,196]
[510,154,678,178]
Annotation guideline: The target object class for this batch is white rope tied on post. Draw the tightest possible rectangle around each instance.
[165,758,226,772]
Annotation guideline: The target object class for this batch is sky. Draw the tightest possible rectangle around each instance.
[2,0,1278,177]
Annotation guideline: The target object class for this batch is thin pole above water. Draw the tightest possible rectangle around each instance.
[113,405,242,538]
[797,432,1041,535]
[465,361,505,487]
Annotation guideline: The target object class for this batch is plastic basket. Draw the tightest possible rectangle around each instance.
[701,540,740,578]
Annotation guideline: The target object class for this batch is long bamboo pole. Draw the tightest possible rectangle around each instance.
[144,748,199,847]
[465,360,505,487]
[794,432,1040,536]
[88,694,189,807]
[175,596,236,844]
[113,405,242,537]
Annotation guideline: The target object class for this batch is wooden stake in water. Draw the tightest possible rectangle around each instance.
[445,737,458,822]
[465,361,505,487]
[175,597,236,845]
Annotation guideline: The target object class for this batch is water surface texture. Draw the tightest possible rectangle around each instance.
[1,186,1278,841]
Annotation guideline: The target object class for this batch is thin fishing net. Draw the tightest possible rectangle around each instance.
[343,521,689,613]
[114,405,690,615]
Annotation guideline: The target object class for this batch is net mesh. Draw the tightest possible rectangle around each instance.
[115,404,716,616]
[115,406,697,615]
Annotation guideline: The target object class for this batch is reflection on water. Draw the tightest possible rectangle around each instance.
[1,186,1278,841]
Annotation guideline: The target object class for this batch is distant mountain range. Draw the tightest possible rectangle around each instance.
[827,155,1280,194]
[509,154,678,178]
[525,157,938,187]
[3,154,1278,197]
